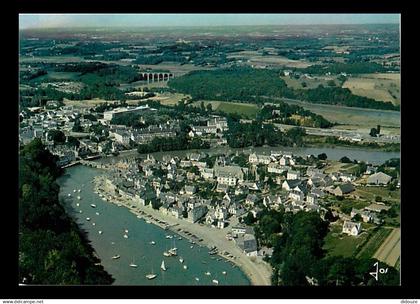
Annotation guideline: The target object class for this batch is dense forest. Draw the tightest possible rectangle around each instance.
[168,67,399,111]
[19,139,114,284]
[251,209,399,286]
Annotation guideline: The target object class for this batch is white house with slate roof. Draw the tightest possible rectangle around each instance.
[342,221,362,236]
[282,179,301,191]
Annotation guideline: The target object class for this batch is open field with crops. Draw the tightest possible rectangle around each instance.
[342,73,400,105]
[150,92,190,106]
[356,227,393,259]
[373,228,400,267]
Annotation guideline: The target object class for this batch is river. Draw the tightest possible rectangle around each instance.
[102,146,400,166]
[57,165,251,286]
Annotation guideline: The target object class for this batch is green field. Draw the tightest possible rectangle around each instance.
[356,227,393,259]
[323,224,369,257]
[192,100,260,118]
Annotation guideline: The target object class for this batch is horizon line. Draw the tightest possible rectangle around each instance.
[20,22,400,31]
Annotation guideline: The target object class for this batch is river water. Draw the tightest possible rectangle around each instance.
[57,165,251,286]
[106,146,400,166]
[58,146,399,285]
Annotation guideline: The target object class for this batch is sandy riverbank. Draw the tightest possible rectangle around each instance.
[93,175,272,286]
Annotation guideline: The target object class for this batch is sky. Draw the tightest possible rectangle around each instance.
[19,14,400,29]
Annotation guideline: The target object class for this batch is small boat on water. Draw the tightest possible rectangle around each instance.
[149,241,156,245]
[146,274,157,280]
[90,204,96,208]
[165,235,172,239]
[178,237,182,240]
[146,266,157,280]
[124,229,129,233]
[92,222,96,226]
[73,190,77,193]
[77,196,81,200]
[222,271,227,275]
[129,258,138,268]
[212,279,219,285]
[68,194,72,197]
[183,265,188,270]
[98,231,103,234]
[86,217,90,221]
[111,255,120,259]
[190,245,194,249]
[179,257,184,263]
[96,212,100,215]
[123,234,129,239]
[205,272,211,276]
[79,210,83,213]
[163,251,171,257]
[168,249,177,256]
[78,189,81,192]
[195,277,200,282]
[146,220,151,224]
[161,260,166,271]
[76,203,80,207]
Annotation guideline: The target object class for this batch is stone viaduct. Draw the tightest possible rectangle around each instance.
[140,72,175,83]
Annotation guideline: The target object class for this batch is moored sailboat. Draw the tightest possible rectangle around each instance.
[146,266,157,279]
[161,260,167,271]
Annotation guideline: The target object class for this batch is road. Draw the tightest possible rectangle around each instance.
[373,228,400,267]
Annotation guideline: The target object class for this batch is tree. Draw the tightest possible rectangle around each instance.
[370,128,378,137]
[19,139,113,285]
[353,214,362,222]
[340,204,353,215]
[72,119,84,132]
[340,156,352,163]
[66,136,80,148]
[317,153,328,161]
[243,212,257,225]
[327,80,336,87]
[47,130,66,144]
[206,103,212,112]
